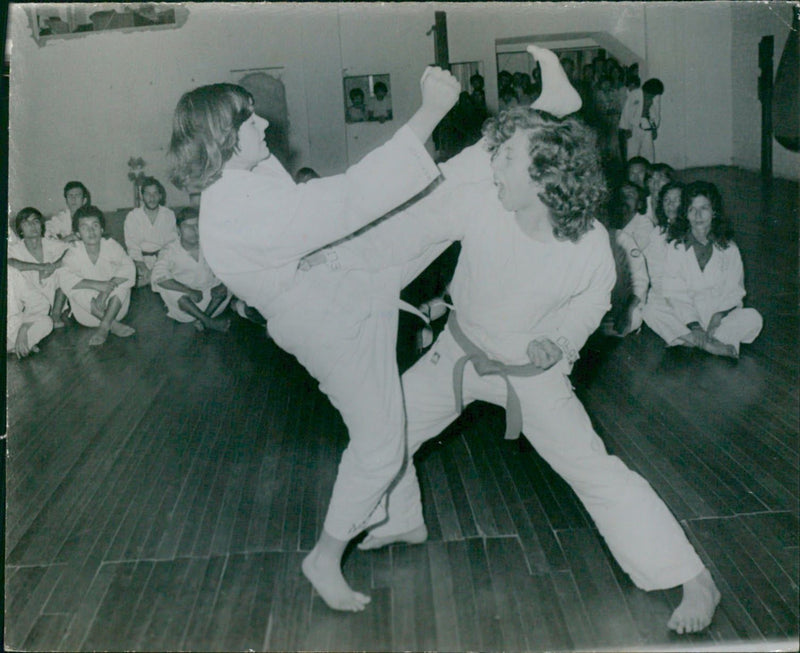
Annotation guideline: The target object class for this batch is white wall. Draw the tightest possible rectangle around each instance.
[9,2,794,218]
[731,2,800,180]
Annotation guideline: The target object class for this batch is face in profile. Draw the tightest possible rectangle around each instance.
[491,130,541,213]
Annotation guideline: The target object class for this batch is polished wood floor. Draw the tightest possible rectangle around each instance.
[4,167,798,652]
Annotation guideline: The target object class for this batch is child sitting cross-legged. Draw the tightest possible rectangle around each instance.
[151,207,231,332]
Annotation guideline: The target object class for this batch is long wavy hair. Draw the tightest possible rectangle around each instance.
[668,180,733,249]
[482,107,607,242]
[168,83,254,193]
[654,180,684,232]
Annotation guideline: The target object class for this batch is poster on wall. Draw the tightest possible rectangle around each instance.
[343,73,393,123]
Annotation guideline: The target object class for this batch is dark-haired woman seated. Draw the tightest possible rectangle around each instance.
[660,181,762,358]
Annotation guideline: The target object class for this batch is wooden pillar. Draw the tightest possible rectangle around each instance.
[433,11,449,70]
[758,35,774,215]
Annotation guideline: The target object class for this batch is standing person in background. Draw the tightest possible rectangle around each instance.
[619,77,664,163]
[124,176,178,287]
[168,66,460,612]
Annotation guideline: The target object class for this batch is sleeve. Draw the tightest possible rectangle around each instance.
[651,95,661,129]
[232,125,442,266]
[108,240,137,289]
[551,230,617,363]
[619,231,650,301]
[58,248,84,293]
[710,244,746,313]
[619,92,634,130]
[662,244,699,325]
[123,212,142,261]
[150,247,173,286]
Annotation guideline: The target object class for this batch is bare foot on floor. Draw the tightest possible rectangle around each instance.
[703,338,738,359]
[668,567,721,634]
[89,326,110,346]
[357,524,428,551]
[302,549,371,612]
[110,322,136,338]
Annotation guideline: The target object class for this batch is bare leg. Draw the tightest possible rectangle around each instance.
[178,295,230,333]
[89,295,122,346]
[358,524,428,551]
[527,45,583,118]
[302,529,371,611]
[51,289,67,328]
[668,567,721,634]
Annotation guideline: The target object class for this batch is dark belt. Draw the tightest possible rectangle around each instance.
[141,249,160,257]
[448,312,546,440]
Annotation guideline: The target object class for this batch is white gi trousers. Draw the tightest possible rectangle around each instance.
[370,324,706,591]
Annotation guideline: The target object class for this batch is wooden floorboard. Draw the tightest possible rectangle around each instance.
[5,166,798,651]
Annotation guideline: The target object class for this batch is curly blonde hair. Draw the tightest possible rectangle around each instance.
[483,108,607,242]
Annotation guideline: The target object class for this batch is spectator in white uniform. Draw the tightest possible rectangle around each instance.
[124,176,178,287]
[45,181,89,242]
[7,266,53,358]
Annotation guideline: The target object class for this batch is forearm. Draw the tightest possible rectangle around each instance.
[155,278,195,294]
[8,258,48,272]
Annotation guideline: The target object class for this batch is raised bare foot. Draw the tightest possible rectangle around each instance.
[110,322,136,338]
[527,44,582,117]
[206,316,231,333]
[302,548,371,612]
[357,524,428,551]
[668,567,721,634]
[89,326,110,346]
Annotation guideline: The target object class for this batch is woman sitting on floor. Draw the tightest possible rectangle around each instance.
[660,181,762,358]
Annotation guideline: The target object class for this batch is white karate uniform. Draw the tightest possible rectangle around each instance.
[7,267,53,352]
[7,238,69,306]
[608,229,649,331]
[642,229,688,342]
[45,209,73,240]
[123,206,178,269]
[660,240,762,350]
[619,88,660,163]
[622,211,656,251]
[354,141,706,592]
[60,238,136,327]
[150,240,231,322]
[199,125,442,541]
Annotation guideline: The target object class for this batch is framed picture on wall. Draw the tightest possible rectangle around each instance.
[343,74,393,124]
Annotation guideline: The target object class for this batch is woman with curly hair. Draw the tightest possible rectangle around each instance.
[660,181,762,357]
[348,46,721,635]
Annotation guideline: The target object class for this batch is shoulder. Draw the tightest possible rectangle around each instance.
[160,206,176,220]
[124,208,142,222]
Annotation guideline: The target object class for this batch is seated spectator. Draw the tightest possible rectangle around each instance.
[7,266,53,359]
[620,178,655,250]
[61,205,137,347]
[626,155,650,189]
[151,207,231,332]
[124,176,178,287]
[643,181,687,341]
[644,162,675,222]
[602,184,649,336]
[7,207,69,327]
[45,181,89,242]
[660,181,762,358]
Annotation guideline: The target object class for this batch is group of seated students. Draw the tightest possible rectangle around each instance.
[7,177,232,357]
[7,158,763,363]
[602,156,763,358]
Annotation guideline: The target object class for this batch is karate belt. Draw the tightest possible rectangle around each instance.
[141,249,161,257]
[448,311,546,441]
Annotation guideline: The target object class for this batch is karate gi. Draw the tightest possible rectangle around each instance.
[7,267,53,352]
[60,238,136,327]
[347,141,706,592]
[151,240,231,322]
[619,88,660,163]
[660,240,762,351]
[45,209,73,240]
[622,210,656,251]
[123,206,178,269]
[7,238,68,306]
[608,228,649,332]
[199,125,443,541]
[642,228,687,342]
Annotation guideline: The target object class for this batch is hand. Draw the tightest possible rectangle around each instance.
[419,66,461,119]
[188,290,203,304]
[526,338,563,369]
[419,296,449,322]
[211,284,227,299]
[39,263,56,281]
